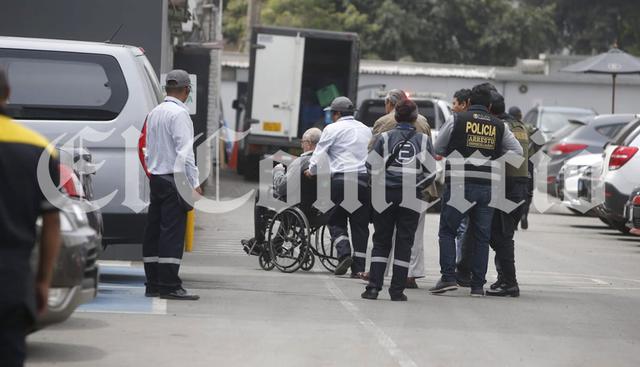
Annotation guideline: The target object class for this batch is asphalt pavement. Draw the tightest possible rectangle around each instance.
[26,170,640,367]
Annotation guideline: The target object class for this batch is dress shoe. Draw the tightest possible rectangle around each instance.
[429,279,458,294]
[334,256,353,276]
[405,278,418,289]
[486,284,520,297]
[390,293,408,301]
[361,288,379,300]
[241,238,263,256]
[160,288,200,301]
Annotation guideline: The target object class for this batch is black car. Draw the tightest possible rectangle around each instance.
[545,114,636,198]
[624,186,640,236]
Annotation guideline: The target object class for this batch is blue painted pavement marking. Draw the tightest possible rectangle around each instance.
[77,263,166,315]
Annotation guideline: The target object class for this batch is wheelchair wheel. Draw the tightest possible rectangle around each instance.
[300,250,315,271]
[268,208,310,273]
[259,250,275,271]
[317,225,338,273]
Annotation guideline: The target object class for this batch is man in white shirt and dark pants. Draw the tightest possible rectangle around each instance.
[143,69,201,301]
[306,97,372,277]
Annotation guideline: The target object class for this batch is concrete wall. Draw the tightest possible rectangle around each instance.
[0,0,171,75]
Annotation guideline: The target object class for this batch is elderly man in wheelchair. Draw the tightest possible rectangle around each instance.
[241,128,337,273]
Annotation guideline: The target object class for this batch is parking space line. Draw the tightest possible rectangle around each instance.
[325,279,418,367]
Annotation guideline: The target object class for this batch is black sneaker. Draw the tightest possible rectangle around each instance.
[470,287,485,297]
[486,284,520,297]
[429,279,458,294]
[456,272,471,288]
[390,293,408,301]
[490,278,506,290]
[361,288,379,300]
[334,256,353,276]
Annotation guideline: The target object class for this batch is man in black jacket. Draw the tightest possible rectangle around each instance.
[363,99,435,301]
[430,84,523,296]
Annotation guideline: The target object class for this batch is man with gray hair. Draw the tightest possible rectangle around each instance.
[371,89,431,140]
[242,127,322,255]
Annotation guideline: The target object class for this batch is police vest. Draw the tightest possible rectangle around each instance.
[446,109,505,184]
[501,114,529,179]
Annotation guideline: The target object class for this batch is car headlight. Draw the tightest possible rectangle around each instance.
[48,287,70,308]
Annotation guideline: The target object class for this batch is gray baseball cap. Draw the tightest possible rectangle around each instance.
[166,69,191,88]
[323,96,355,112]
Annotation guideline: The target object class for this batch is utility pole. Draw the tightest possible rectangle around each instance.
[244,0,261,52]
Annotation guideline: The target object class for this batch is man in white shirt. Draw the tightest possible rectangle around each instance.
[143,69,201,301]
[306,97,372,277]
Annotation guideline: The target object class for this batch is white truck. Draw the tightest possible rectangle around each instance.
[235,26,360,178]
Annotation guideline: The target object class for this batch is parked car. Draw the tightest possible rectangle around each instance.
[0,36,162,247]
[357,92,452,133]
[545,114,635,197]
[599,118,640,233]
[523,105,596,142]
[557,153,603,215]
[32,165,100,329]
[624,186,640,236]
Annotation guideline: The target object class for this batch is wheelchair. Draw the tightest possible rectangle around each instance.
[251,205,339,274]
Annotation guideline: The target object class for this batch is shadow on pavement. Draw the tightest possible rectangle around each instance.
[45,316,110,331]
[27,342,107,364]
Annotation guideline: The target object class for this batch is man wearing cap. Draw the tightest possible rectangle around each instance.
[369,89,431,289]
[306,96,372,276]
[143,69,201,300]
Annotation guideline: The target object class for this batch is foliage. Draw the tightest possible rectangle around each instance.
[222,0,640,65]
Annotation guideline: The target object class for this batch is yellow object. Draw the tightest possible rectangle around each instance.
[263,121,282,132]
[184,209,195,252]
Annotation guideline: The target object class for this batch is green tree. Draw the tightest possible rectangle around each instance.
[222,0,248,49]
[223,0,640,64]
[523,0,640,55]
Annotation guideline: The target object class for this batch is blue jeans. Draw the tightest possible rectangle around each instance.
[438,183,494,288]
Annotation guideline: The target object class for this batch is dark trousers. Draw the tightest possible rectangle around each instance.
[368,188,419,296]
[439,184,494,288]
[0,306,31,367]
[253,192,270,244]
[522,161,535,222]
[457,180,527,286]
[329,173,371,274]
[490,180,527,286]
[143,175,188,294]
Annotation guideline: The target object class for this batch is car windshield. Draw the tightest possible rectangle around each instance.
[540,110,594,134]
